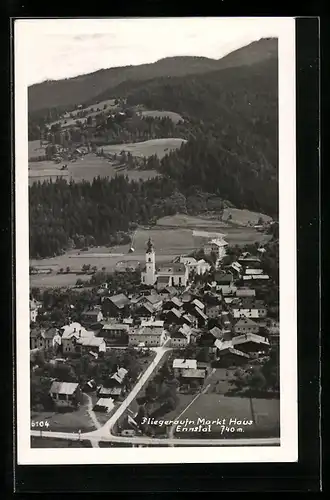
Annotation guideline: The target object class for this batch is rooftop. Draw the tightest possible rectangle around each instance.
[102,323,130,331]
[192,298,205,310]
[61,323,91,339]
[132,326,165,336]
[76,337,105,348]
[50,381,79,395]
[235,318,259,327]
[145,294,162,305]
[181,369,206,379]
[156,262,186,275]
[107,294,130,308]
[173,359,197,370]
[215,273,234,283]
[170,296,183,308]
[209,238,228,247]
[141,319,164,328]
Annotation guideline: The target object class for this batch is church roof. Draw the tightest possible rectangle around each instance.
[156,262,186,275]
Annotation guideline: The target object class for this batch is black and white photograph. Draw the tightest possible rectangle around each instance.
[15,17,297,464]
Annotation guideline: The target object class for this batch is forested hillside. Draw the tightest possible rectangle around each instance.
[124,58,278,215]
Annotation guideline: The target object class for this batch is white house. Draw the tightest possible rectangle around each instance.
[30,299,41,323]
[141,238,189,287]
[60,322,98,353]
[128,326,167,347]
[170,324,192,348]
[177,256,211,275]
[173,358,197,377]
[204,238,228,261]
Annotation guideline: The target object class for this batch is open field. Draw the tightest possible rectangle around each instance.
[31,394,97,433]
[101,138,186,159]
[28,153,159,185]
[29,272,91,288]
[28,140,48,159]
[170,393,280,439]
[30,217,271,287]
[157,211,272,229]
[222,208,273,226]
[140,110,184,124]
[157,214,230,229]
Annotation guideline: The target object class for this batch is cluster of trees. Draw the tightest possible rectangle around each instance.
[29,175,179,258]
[93,113,185,146]
[134,360,180,431]
[31,346,145,410]
[158,137,277,216]
[31,270,142,325]
[233,347,279,395]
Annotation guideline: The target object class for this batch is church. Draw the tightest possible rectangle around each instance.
[141,238,189,288]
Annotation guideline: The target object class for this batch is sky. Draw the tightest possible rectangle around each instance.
[16,18,285,86]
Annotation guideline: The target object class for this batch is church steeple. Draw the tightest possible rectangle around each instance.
[146,237,154,253]
[144,236,156,285]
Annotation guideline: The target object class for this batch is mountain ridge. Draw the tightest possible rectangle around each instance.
[28,37,277,112]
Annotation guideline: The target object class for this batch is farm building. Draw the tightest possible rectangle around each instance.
[49,381,81,409]
[181,368,206,385]
[173,358,197,377]
[215,333,270,355]
[93,398,115,413]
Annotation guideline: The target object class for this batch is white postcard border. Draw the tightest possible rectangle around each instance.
[15,17,297,465]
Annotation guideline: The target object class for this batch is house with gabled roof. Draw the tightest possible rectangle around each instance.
[81,307,103,323]
[173,358,197,377]
[234,317,260,335]
[49,381,81,408]
[101,293,131,318]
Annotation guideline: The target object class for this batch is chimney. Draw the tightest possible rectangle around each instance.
[74,327,76,333]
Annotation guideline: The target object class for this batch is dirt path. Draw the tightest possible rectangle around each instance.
[84,393,101,447]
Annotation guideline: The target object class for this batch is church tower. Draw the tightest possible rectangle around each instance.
[145,237,156,285]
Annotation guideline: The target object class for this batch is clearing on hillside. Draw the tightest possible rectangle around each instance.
[222,208,273,226]
[49,99,118,128]
[140,110,184,124]
[100,138,186,159]
[28,153,159,185]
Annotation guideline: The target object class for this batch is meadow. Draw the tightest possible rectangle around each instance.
[28,153,159,185]
[101,138,186,159]
[168,393,280,439]
[29,217,271,288]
